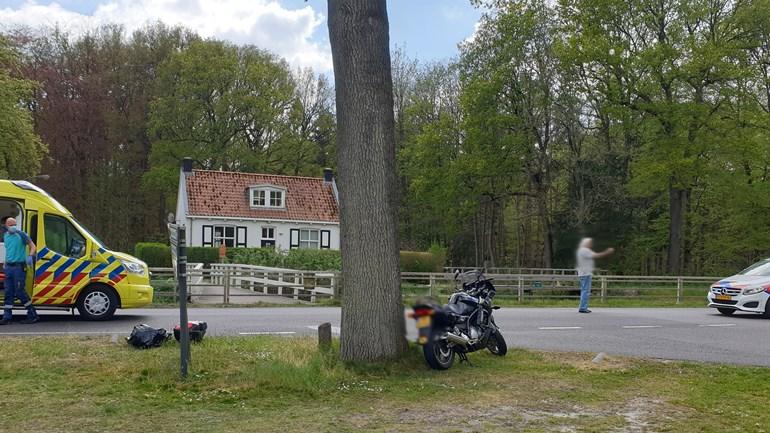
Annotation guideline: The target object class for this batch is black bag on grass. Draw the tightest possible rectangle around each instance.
[127,324,170,349]
[174,321,207,343]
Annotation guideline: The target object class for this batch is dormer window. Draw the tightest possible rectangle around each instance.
[250,185,285,209]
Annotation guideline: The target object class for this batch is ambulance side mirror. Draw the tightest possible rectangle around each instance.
[69,239,86,258]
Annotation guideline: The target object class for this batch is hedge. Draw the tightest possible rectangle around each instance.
[229,248,284,268]
[135,242,445,272]
[187,247,221,265]
[134,243,171,267]
[284,249,342,271]
[400,250,445,272]
[231,249,443,272]
[230,248,341,271]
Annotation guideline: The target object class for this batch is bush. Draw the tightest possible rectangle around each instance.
[134,243,171,267]
[284,249,342,271]
[187,247,221,265]
[229,248,342,271]
[229,248,284,267]
[196,247,444,273]
[428,244,447,270]
[400,250,445,272]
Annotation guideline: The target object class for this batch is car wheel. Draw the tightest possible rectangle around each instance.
[717,307,735,316]
[77,285,118,321]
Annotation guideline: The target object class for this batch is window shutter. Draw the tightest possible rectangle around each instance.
[236,226,247,247]
[320,230,330,249]
[290,229,300,249]
[202,225,213,247]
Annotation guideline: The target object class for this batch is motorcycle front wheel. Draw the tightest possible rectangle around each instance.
[487,331,508,356]
[423,338,455,370]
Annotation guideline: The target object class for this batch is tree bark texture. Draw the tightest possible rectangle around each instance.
[328,0,407,361]
[667,185,687,275]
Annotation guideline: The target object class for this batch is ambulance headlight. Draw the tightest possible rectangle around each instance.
[742,287,765,295]
[121,260,146,276]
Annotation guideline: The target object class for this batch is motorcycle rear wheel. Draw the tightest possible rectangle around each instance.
[423,338,455,370]
[487,331,508,356]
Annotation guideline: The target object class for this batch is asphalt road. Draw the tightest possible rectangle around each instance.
[1,307,768,367]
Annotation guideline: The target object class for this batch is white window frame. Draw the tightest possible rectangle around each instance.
[249,185,286,209]
[213,225,236,248]
[298,229,320,249]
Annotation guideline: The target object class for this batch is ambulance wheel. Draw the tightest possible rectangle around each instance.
[763,299,770,319]
[716,308,735,316]
[77,285,118,321]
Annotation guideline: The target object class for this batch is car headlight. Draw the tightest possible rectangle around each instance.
[743,287,765,295]
[121,260,146,276]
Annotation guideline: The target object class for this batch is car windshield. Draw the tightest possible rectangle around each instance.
[738,259,770,276]
[70,218,107,250]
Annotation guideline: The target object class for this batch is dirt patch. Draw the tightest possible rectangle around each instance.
[341,396,678,432]
[537,351,638,371]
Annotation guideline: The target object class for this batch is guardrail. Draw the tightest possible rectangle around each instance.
[150,265,718,305]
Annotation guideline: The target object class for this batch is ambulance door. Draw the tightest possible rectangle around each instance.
[33,214,90,305]
[24,210,38,298]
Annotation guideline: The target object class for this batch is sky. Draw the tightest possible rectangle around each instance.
[0,0,483,74]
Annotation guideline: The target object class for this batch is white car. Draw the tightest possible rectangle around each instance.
[708,258,770,317]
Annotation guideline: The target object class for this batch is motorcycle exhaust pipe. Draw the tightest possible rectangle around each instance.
[446,332,471,347]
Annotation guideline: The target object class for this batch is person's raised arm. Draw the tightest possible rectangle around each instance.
[594,247,614,259]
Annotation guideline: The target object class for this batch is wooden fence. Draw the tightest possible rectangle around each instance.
[405,272,717,303]
[149,265,717,305]
[150,263,337,304]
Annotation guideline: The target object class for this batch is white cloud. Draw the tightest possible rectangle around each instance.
[463,21,482,45]
[0,0,333,73]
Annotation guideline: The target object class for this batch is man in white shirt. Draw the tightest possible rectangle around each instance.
[576,238,614,313]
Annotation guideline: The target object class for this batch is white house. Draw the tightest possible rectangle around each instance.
[175,158,340,250]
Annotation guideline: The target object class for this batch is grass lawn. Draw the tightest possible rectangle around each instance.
[1,336,768,432]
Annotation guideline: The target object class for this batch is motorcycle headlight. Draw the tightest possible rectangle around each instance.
[743,287,765,295]
[121,260,146,276]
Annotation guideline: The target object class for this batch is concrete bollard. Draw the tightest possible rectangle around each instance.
[318,322,332,350]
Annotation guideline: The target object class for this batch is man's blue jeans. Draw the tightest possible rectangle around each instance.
[3,265,36,321]
[578,275,592,312]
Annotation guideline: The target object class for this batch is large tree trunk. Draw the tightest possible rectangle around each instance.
[667,184,687,275]
[328,0,407,361]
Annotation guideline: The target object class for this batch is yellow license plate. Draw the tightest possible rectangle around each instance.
[417,316,431,328]
[716,294,731,301]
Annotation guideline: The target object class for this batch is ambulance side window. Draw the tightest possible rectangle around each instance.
[44,215,86,259]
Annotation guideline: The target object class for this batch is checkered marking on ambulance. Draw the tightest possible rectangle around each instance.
[33,247,126,304]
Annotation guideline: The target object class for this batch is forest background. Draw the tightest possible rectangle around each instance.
[2,0,770,276]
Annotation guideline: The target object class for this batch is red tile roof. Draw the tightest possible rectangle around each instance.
[185,170,339,223]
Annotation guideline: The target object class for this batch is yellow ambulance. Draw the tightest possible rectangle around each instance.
[0,180,153,320]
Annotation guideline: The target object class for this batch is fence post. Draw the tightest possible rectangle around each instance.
[676,277,683,304]
[517,275,523,302]
[429,273,435,297]
[224,268,230,304]
[600,276,607,303]
[331,273,337,299]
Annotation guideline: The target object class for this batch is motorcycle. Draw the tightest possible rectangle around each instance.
[410,269,507,370]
